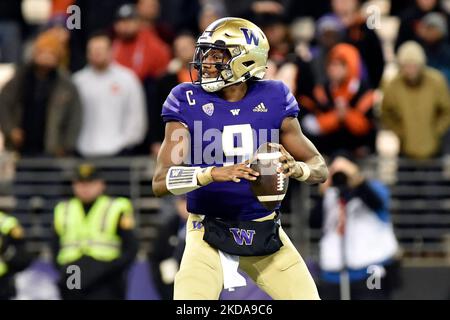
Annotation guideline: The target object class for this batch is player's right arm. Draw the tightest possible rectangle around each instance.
[152,122,259,197]
[152,121,189,197]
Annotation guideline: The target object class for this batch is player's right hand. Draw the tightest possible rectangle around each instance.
[211,162,259,183]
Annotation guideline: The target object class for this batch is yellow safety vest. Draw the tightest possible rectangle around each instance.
[0,212,19,277]
[53,195,133,266]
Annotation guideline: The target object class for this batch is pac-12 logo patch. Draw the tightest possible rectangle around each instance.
[202,103,214,116]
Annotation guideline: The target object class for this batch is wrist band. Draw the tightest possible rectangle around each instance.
[294,162,311,182]
[197,166,215,186]
[166,166,201,195]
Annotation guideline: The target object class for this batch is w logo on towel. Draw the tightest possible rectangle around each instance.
[229,228,256,245]
[192,221,203,229]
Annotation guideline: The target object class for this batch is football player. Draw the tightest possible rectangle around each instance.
[152,17,328,299]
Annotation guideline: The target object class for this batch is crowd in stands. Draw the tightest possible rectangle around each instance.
[0,0,449,161]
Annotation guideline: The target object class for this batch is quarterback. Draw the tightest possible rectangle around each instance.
[152,17,328,299]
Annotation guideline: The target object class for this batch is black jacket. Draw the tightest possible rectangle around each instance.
[0,231,34,299]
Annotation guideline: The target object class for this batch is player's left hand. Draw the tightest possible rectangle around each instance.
[269,143,302,178]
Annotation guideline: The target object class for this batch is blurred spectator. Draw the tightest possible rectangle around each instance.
[390,0,416,17]
[258,13,292,66]
[158,0,200,35]
[267,30,316,107]
[51,0,75,16]
[381,41,450,159]
[43,14,72,70]
[0,211,34,299]
[330,0,385,88]
[396,0,450,49]
[112,3,170,155]
[301,44,377,158]
[112,3,171,81]
[0,0,26,63]
[311,156,400,300]
[149,196,188,300]
[51,163,138,300]
[285,0,331,21]
[223,0,285,19]
[152,32,197,156]
[250,0,286,15]
[275,56,316,106]
[73,32,147,157]
[69,0,134,72]
[416,12,450,83]
[137,0,175,44]
[269,16,317,95]
[198,1,227,35]
[0,31,81,157]
[310,15,346,86]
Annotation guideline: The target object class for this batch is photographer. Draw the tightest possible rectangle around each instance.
[310,156,401,300]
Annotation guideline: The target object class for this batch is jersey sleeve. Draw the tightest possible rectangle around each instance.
[280,81,300,119]
[161,84,187,124]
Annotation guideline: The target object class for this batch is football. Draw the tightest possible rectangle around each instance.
[249,142,289,211]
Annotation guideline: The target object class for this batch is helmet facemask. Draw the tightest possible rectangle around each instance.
[189,42,242,92]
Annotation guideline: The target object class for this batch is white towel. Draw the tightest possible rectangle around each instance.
[218,250,247,291]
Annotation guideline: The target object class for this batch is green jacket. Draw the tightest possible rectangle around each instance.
[0,212,19,276]
[54,196,133,265]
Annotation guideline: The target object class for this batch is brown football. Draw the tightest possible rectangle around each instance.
[249,142,289,211]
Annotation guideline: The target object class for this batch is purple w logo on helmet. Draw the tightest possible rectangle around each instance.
[229,228,256,245]
[240,28,259,46]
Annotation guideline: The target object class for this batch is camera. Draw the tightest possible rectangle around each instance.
[331,171,351,195]
[331,171,348,187]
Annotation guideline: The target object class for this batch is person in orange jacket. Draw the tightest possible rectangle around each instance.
[112,3,171,81]
[300,43,377,158]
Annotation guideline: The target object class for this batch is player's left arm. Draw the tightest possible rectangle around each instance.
[275,116,328,184]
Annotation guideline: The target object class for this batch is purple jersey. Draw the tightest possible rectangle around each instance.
[161,80,300,220]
